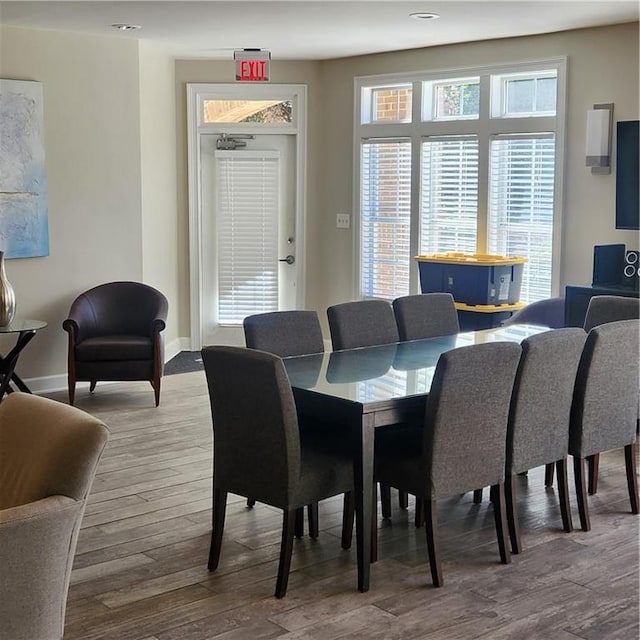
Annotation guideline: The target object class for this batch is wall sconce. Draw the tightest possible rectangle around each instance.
[586,103,614,174]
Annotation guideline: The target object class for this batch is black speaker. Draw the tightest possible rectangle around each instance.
[592,244,625,286]
[622,250,640,290]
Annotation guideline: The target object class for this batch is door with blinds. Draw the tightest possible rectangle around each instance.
[201,134,297,345]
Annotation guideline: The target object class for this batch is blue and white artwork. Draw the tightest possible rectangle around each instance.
[0,79,50,258]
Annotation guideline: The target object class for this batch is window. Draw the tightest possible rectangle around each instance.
[203,99,292,123]
[356,61,564,304]
[216,151,280,323]
[420,137,479,255]
[361,84,412,124]
[360,140,411,299]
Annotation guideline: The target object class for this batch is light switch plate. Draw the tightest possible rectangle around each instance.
[336,213,351,229]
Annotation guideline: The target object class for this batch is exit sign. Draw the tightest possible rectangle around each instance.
[234,50,271,82]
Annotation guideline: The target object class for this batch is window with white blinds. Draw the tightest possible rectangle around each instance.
[360,140,412,299]
[488,135,555,302]
[216,151,280,324]
[420,137,479,256]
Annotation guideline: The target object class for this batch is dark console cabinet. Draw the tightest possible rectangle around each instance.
[564,284,640,327]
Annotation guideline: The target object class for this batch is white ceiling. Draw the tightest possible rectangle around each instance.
[0,1,637,60]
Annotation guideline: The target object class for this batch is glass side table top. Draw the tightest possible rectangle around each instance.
[0,318,48,334]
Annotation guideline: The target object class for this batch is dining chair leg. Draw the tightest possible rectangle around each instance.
[624,443,639,514]
[424,498,443,587]
[414,495,425,528]
[504,473,522,555]
[556,457,573,533]
[573,456,591,532]
[473,488,483,504]
[398,491,408,510]
[246,498,256,508]
[275,509,297,598]
[341,492,355,550]
[307,503,319,539]
[208,487,227,571]
[380,484,392,519]
[587,453,600,495]
[491,482,511,565]
[294,507,304,538]
[545,462,555,487]
[371,483,378,563]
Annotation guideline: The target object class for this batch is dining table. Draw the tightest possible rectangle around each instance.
[282,323,548,593]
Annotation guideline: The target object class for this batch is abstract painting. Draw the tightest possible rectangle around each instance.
[0,79,50,258]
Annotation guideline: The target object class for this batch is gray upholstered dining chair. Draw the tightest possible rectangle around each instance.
[374,341,522,587]
[577,295,640,494]
[201,345,355,598]
[243,310,325,357]
[569,319,640,531]
[242,309,327,532]
[392,293,460,341]
[505,328,586,553]
[501,296,566,329]
[0,393,109,640]
[327,299,399,350]
[583,295,640,332]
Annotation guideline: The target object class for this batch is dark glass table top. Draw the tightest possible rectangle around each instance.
[0,318,47,334]
[283,324,548,404]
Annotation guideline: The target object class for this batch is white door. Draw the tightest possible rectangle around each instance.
[201,133,297,345]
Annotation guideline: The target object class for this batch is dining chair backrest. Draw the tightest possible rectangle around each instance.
[201,346,301,507]
[423,341,522,497]
[327,299,399,350]
[502,296,566,329]
[243,310,325,357]
[506,328,587,474]
[569,319,640,458]
[583,295,640,332]
[392,293,460,341]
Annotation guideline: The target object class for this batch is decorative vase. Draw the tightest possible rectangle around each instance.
[0,251,16,327]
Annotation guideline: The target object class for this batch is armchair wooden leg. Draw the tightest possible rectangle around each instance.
[505,473,522,555]
[68,377,76,406]
[275,509,297,598]
[246,498,256,508]
[624,443,639,514]
[491,482,511,565]
[557,457,573,533]
[208,487,227,571]
[341,492,355,550]
[152,376,161,407]
[425,498,443,587]
[473,488,483,504]
[89,380,97,392]
[574,456,591,532]
[545,462,555,487]
[587,453,600,495]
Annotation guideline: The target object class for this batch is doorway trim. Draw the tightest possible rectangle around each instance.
[186,83,307,350]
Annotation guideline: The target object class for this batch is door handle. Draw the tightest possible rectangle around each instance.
[279,255,295,265]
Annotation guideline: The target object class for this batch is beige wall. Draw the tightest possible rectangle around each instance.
[0,26,144,388]
[317,22,640,309]
[139,42,179,347]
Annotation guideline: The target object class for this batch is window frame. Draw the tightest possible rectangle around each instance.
[353,59,566,301]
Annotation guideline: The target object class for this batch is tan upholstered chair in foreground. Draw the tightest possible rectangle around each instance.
[0,393,109,640]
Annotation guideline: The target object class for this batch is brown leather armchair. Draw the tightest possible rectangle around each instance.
[63,281,168,406]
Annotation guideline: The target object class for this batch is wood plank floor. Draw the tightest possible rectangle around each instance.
[43,371,639,640]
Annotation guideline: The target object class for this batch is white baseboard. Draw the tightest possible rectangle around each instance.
[24,337,193,395]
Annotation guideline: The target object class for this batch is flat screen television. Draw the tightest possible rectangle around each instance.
[616,120,639,230]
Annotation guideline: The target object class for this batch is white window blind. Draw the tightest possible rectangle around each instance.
[216,151,280,324]
[488,135,555,302]
[360,140,412,299]
[420,137,479,255]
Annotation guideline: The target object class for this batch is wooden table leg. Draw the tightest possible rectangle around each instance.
[354,412,374,592]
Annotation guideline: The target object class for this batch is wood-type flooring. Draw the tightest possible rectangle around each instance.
[42,370,639,640]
